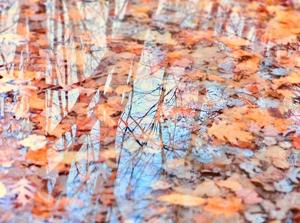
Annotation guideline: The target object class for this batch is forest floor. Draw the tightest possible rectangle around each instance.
[0,0,300,222]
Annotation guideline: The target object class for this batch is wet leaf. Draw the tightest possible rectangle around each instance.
[1,0,300,222]
[0,182,7,198]
[26,148,48,166]
[265,146,290,169]
[216,179,242,191]
[0,83,18,93]
[235,188,262,205]
[204,196,243,217]
[292,135,300,149]
[194,180,221,197]
[115,85,132,95]
[19,134,47,151]
[208,121,253,147]
[158,193,205,207]
[11,178,35,205]
[134,30,177,45]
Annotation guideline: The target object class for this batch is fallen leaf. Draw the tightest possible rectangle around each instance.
[26,148,48,165]
[115,85,132,95]
[219,36,250,49]
[266,146,290,169]
[151,180,171,190]
[0,182,7,198]
[178,30,213,46]
[273,72,300,88]
[235,188,262,205]
[32,192,54,218]
[19,134,47,151]
[0,83,18,93]
[134,30,177,45]
[216,179,242,191]
[204,196,243,216]
[292,135,300,149]
[94,103,118,127]
[11,178,35,205]
[208,121,253,147]
[12,96,30,119]
[262,10,300,43]
[194,180,221,197]
[235,56,260,75]
[158,193,205,207]
[0,33,27,43]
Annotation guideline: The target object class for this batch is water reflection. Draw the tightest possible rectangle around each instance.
[0,0,299,222]
[45,88,80,134]
[45,0,108,86]
[0,1,20,74]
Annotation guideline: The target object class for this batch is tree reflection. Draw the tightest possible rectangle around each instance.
[1,0,299,222]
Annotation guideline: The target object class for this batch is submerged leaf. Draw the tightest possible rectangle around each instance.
[158,193,205,207]
[19,134,47,151]
[208,121,253,146]
[204,196,243,217]
[0,182,7,198]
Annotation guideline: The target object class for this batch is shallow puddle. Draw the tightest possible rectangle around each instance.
[0,0,300,222]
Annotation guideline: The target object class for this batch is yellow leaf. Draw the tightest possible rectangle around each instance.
[13,96,29,119]
[0,182,7,198]
[0,83,18,93]
[0,33,26,43]
[19,134,47,151]
[14,70,38,80]
[158,193,205,207]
